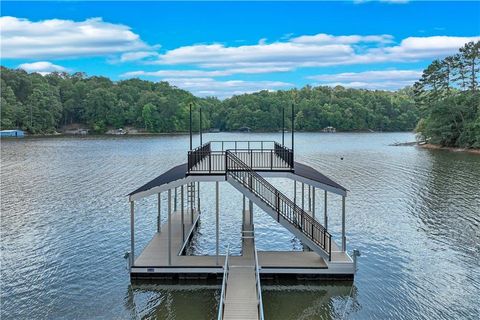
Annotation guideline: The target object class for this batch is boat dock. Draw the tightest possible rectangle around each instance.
[127,108,356,319]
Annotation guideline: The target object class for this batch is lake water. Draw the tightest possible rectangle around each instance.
[1,132,479,319]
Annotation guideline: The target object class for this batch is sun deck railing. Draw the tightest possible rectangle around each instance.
[226,151,332,260]
[187,141,293,174]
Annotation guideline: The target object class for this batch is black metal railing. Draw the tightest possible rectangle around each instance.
[187,141,294,174]
[225,151,331,259]
[274,142,293,168]
[187,142,211,171]
[209,140,276,152]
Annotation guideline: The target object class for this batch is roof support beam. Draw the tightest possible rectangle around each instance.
[130,201,135,267]
[342,196,346,252]
[168,189,172,265]
[157,193,161,233]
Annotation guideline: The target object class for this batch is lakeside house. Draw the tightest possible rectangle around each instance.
[0,130,25,138]
[322,126,336,133]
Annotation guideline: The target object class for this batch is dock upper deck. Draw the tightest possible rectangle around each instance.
[129,140,346,202]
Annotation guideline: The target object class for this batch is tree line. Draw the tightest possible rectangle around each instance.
[414,41,479,148]
[0,66,420,135]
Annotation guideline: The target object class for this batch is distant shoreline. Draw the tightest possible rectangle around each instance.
[419,143,480,155]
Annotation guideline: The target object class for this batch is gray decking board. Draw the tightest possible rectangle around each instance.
[223,266,259,320]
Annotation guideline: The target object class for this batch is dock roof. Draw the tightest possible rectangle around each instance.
[129,161,346,200]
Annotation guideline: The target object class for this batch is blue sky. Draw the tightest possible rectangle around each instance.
[1,1,480,98]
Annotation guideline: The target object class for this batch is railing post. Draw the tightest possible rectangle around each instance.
[209,151,212,173]
[224,151,228,179]
[329,235,332,261]
[270,150,273,170]
[276,191,280,222]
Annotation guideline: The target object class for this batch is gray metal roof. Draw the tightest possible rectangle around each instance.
[129,161,346,198]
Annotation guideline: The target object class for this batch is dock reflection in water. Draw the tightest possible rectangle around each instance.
[125,280,356,320]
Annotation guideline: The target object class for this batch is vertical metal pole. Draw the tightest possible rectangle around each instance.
[324,191,328,230]
[197,181,200,213]
[190,183,194,223]
[130,201,135,267]
[242,194,246,227]
[216,181,219,265]
[157,193,161,233]
[308,185,311,212]
[189,103,193,150]
[181,185,185,242]
[249,199,253,226]
[301,182,305,210]
[342,196,346,252]
[199,106,203,145]
[291,103,294,156]
[174,187,177,212]
[293,181,297,205]
[168,189,172,265]
[312,187,315,220]
[282,105,285,145]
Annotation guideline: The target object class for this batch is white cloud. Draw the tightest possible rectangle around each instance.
[18,61,69,75]
[0,16,150,59]
[310,69,422,90]
[118,51,160,62]
[162,77,293,98]
[291,33,394,44]
[121,66,292,78]
[151,34,479,70]
[379,36,480,60]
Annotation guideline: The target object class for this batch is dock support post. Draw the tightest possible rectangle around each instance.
[190,183,194,224]
[130,201,135,267]
[324,191,328,230]
[174,187,177,212]
[157,193,161,233]
[216,181,220,265]
[312,187,315,220]
[293,181,297,205]
[308,185,311,212]
[181,185,185,242]
[302,182,305,210]
[168,189,172,265]
[197,182,201,213]
[249,199,253,225]
[342,195,346,252]
[242,195,246,227]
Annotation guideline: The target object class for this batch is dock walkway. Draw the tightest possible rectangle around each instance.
[221,235,261,320]
[223,265,259,320]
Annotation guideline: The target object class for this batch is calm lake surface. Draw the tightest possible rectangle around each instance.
[1,132,479,319]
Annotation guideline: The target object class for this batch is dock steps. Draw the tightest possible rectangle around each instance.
[225,151,332,261]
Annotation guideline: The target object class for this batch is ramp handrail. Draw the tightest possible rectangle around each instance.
[217,245,230,320]
[254,242,264,320]
[226,151,332,260]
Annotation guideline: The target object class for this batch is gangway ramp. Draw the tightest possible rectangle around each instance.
[223,265,258,320]
[218,237,264,320]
